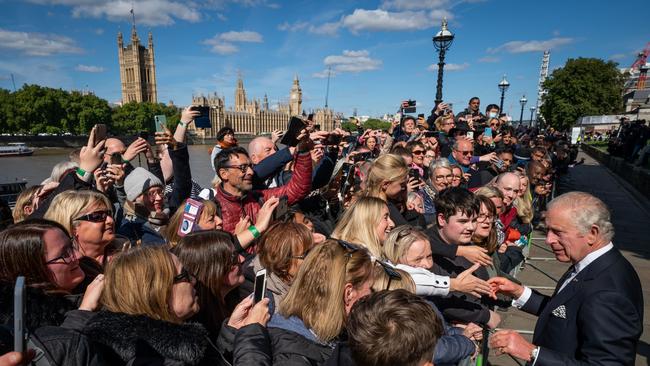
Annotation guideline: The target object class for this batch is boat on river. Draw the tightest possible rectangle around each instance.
[0,143,34,157]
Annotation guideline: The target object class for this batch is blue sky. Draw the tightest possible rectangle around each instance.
[0,0,648,118]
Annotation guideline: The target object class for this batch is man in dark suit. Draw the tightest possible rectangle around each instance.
[488,191,643,365]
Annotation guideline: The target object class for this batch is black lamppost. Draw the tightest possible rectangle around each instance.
[519,95,527,126]
[498,75,510,114]
[433,18,454,105]
[529,106,536,127]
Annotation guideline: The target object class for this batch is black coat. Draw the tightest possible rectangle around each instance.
[0,283,80,331]
[522,248,643,365]
[269,327,333,365]
[68,310,270,366]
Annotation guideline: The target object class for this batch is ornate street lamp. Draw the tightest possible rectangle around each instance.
[433,18,454,105]
[498,75,510,114]
[519,95,527,126]
[529,106,536,127]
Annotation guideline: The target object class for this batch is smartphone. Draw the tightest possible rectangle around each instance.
[484,127,493,138]
[110,152,122,165]
[14,276,25,353]
[307,113,314,122]
[408,168,421,181]
[423,131,439,138]
[467,131,474,140]
[495,159,504,169]
[154,115,167,133]
[253,268,267,303]
[93,124,107,146]
[177,199,204,237]
[352,152,372,162]
[272,195,289,222]
[325,134,342,146]
[280,117,307,147]
[192,106,212,128]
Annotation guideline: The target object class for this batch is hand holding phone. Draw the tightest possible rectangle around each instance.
[93,124,107,146]
[253,269,267,303]
[177,199,204,237]
[272,196,289,222]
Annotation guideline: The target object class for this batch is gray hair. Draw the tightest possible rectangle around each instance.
[406,192,421,204]
[429,157,451,173]
[50,160,79,183]
[548,192,614,242]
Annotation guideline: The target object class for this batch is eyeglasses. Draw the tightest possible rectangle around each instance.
[146,189,164,199]
[73,210,111,222]
[229,251,242,266]
[425,154,436,159]
[289,247,312,260]
[173,267,196,284]
[224,164,252,173]
[45,244,77,265]
[476,213,495,223]
[434,174,453,182]
[455,150,474,156]
[411,150,425,155]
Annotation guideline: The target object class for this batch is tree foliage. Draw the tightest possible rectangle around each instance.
[0,84,179,135]
[340,118,391,132]
[540,58,624,131]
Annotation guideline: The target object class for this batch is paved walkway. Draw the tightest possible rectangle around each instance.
[491,149,650,366]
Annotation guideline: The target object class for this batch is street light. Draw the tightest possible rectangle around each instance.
[498,75,510,114]
[519,95,527,126]
[529,106,536,127]
[433,18,454,105]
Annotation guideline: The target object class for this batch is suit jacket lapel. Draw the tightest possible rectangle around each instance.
[533,248,621,344]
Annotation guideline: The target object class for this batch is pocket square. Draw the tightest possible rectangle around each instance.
[551,305,566,319]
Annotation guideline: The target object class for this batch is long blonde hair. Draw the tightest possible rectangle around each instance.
[279,240,374,342]
[362,154,408,199]
[331,196,387,257]
[383,225,429,264]
[44,190,112,236]
[102,246,180,323]
[513,171,533,224]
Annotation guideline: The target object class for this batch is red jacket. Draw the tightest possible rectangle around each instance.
[216,151,313,235]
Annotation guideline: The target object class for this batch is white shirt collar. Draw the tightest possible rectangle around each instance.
[574,242,614,274]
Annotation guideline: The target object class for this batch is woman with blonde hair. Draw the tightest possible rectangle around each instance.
[44,190,118,277]
[513,170,534,225]
[267,239,374,365]
[67,245,272,365]
[12,185,42,223]
[383,225,433,269]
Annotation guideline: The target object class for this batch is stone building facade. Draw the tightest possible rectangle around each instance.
[117,25,157,104]
[191,75,335,137]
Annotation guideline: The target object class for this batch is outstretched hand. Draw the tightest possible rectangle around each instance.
[450,263,495,298]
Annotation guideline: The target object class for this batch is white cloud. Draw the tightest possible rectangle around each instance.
[323,50,382,73]
[427,62,469,71]
[341,9,448,33]
[203,30,263,55]
[26,0,201,26]
[478,56,499,63]
[217,30,262,43]
[312,70,336,79]
[94,28,104,35]
[488,37,574,54]
[309,22,340,35]
[75,64,105,73]
[0,28,83,56]
[609,53,627,60]
[380,0,449,11]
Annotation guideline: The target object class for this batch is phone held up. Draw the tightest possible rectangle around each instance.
[272,195,289,222]
[253,269,267,303]
[177,199,204,237]
[190,106,212,129]
[14,276,25,353]
[93,124,107,146]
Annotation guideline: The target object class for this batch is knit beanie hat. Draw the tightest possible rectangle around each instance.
[124,167,163,201]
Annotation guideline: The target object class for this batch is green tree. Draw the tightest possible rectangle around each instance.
[540,58,624,131]
[363,118,391,130]
[111,102,180,135]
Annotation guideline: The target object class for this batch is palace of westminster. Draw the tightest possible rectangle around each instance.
[117,24,337,137]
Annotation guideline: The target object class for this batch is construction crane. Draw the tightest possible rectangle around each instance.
[624,42,650,93]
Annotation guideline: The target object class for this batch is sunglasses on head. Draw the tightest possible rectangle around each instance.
[74,210,111,222]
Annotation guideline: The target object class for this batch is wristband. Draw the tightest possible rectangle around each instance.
[178,120,188,128]
[76,167,92,182]
[247,225,261,239]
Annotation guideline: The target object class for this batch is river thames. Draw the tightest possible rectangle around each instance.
[0,145,221,189]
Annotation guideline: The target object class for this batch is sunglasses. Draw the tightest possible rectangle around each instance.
[373,258,402,290]
[74,210,111,222]
[173,267,196,284]
[455,150,474,156]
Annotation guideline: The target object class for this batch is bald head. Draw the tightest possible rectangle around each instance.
[104,138,126,163]
[494,172,521,207]
[248,137,276,164]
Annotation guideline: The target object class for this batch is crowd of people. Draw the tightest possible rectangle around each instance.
[0,97,643,366]
[607,118,650,166]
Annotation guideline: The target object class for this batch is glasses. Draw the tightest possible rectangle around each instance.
[476,213,495,223]
[229,251,242,266]
[411,150,425,155]
[45,244,77,265]
[224,164,252,173]
[455,149,474,156]
[425,154,436,159]
[147,189,164,199]
[173,267,196,284]
[434,174,453,182]
[373,258,402,290]
[74,210,111,222]
[289,247,312,260]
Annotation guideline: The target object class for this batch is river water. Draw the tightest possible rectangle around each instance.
[0,145,221,189]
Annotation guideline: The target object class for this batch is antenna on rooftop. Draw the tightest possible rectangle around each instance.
[325,66,331,109]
